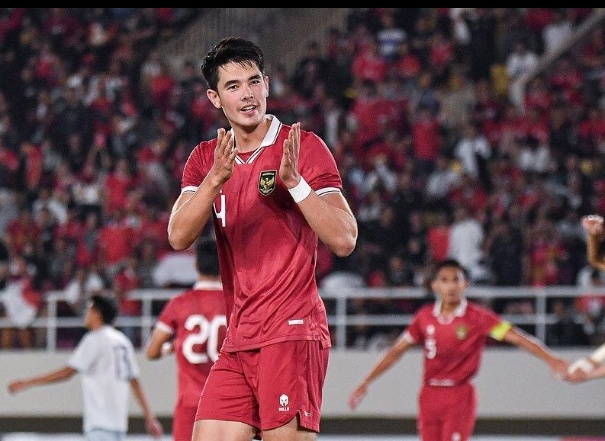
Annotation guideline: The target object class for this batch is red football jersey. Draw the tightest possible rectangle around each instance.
[181,116,340,351]
[156,280,227,409]
[404,299,505,386]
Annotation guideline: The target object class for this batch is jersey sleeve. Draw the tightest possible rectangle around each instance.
[68,333,98,372]
[156,297,178,335]
[489,320,513,341]
[477,305,510,340]
[181,141,214,193]
[403,308,426,344]
[299,131,342,195]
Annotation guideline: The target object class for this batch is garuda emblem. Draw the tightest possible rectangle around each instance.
[259,170,276,196]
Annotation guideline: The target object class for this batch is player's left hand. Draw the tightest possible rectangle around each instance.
[280,122,302,189]
[563,357,596,383]
[549,356,569,379]
[146,416,164,439]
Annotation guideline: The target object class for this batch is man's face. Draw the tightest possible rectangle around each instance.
[207,61,269,131]
[431,266,467,305]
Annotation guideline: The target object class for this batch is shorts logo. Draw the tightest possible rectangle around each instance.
[279,393,289,412]
[259,170,276,196]
[456,325,468,340]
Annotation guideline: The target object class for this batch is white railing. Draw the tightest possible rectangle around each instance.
[2,285,605,351]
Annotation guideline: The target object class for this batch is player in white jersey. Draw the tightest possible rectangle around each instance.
[566,214,605,382]
[7,294,163,441]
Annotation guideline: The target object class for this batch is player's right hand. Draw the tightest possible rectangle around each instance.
[210,128,237,184]
[582,214,604,236]
[7,380,26,394]
[146,416,164,439]
[348,384,368,410]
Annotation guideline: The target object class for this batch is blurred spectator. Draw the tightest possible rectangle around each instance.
[375,9,407,63]
[424,154,460,211]
[390,169,424,222]
[52,84,94,151]
[103,157,138,215]
[426,210,451,263]
[410,104,442,179]
[135,238,159,289]
[515,135,553,175]
[484,214,526,314]
[4,206,41,256]
[384,253,415,287]
[579,25,605,106]
[152,246,197,288]
[351,37,388,86]
[438,64,476,135]
[291,40,327,100]
[461,8,497,81]
[453,121,492,190]
[389,40,422,87]
[429,30,456,86]
[542,9,574,55]
[546,298,589,347]
[59,262,105,346]
[32,185,68,226]
[447,205,488,283]
[97,207,135,280]
[113,254,142,345]
[526,215,568,287]
[0,253,46,349]
[506,38,539,84]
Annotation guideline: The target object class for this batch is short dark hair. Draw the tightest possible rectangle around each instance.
[196,237,220,276]
[90,294,118,324]
[431,258,468,281]
[201,37,265,91]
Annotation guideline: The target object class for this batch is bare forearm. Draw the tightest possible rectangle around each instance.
[168,178,222,250]
[9,367,75,393]
[130,379,154,419]
[586,234,605,270]
[361,353,400,386]
[359,340,409,387]
[297,193,357,257]
[506,328,560,366]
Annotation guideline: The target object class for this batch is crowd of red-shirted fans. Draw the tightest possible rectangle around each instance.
[2,8,605,350]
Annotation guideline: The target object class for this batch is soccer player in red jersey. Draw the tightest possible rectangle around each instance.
[146,237,226,441]
[348,258,569,441]
[167,37,358,441]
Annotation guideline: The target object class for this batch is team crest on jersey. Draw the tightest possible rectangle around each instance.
[456,325,468,340]
[259,170,276,196]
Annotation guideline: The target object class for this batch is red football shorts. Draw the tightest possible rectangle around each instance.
[417,383,477,441]
[195,340,329,433]
[172,405,196,441]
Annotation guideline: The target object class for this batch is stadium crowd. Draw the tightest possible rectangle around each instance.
[1,8,605,350]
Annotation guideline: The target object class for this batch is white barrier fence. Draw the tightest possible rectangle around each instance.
[2,284,604,351]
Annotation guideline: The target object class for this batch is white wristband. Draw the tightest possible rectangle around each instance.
[288,177,312,203]
[161,342,172,357]
[589,344,605,364]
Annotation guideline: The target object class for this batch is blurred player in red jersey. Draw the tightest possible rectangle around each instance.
[348,258,569,441]
[167,37,358,441]
[146,237,226,441]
